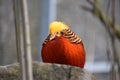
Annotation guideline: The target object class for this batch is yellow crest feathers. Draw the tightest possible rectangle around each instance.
[49,21,69,34]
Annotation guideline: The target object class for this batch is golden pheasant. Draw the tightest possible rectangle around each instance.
[41,21,86,68]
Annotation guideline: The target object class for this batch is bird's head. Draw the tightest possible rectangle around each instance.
[49,21,69,35]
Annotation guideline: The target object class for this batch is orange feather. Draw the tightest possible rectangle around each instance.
[41,37,86,68]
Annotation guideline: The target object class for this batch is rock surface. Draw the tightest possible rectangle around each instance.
[0,61,95,80]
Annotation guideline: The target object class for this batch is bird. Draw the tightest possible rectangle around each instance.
[41,21,86,68]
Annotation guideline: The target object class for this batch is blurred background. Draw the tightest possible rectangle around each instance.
[0,0,120,80]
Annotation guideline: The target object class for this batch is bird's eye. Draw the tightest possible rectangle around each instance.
[56,32,61,37]
[56,32,60,34]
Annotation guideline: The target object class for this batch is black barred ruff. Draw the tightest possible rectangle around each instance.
[42,28,82,46]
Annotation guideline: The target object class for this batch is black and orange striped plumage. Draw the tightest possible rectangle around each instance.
[43,28,82,46]
[41,21,86,68]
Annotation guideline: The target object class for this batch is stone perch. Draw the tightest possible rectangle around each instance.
[0,61,95,80]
